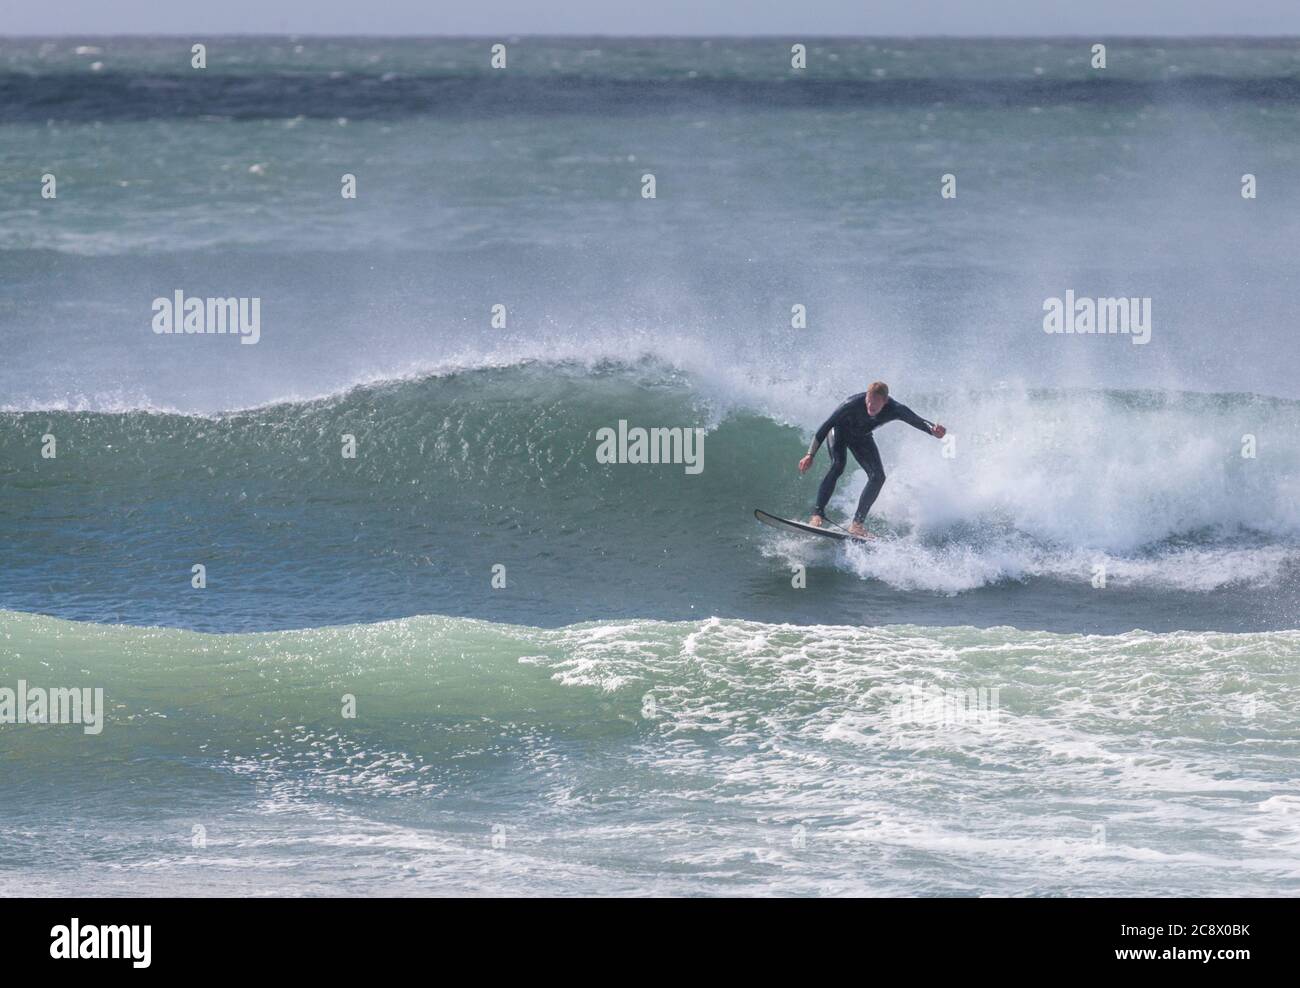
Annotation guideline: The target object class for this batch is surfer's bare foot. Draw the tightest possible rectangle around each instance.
[849,521,868,538]
[809,514,824,527]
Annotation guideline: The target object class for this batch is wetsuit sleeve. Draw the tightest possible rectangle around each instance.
[806,399,853,458]
[892,401,936,435]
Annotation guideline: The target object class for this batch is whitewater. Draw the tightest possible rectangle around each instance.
[4,610,1299,896]
[2,36,1299,896]
[4,359,1298,632]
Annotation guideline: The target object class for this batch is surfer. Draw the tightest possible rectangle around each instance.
[797,381,946,537]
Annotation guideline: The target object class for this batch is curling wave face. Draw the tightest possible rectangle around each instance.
[2,359,1298,633]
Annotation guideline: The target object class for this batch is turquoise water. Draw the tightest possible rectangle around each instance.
[1,36,1298,895]
[4,610,1299,896]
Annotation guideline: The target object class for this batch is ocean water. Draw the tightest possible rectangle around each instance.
[1,36,1299,896]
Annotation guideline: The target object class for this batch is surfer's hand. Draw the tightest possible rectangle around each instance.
[931,424,946,439]
[798,454,813,473]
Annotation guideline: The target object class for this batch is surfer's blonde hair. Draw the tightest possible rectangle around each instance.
[868,381,889,398]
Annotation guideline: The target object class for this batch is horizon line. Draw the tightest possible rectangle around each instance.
[4,32,1300,40]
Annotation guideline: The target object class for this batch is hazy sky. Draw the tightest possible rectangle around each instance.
[5,0,1299,36]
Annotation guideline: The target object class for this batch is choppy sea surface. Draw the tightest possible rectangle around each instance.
[1,37,1298,895]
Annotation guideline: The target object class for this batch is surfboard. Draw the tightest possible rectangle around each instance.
[753,509,875,543]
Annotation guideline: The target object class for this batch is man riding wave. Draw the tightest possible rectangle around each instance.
[797,381,946,538]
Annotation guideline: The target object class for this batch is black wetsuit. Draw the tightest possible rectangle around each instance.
[807,394,935,522]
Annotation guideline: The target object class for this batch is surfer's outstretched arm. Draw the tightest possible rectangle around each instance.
[893,401,945,438]
[799,398,856,470]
